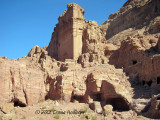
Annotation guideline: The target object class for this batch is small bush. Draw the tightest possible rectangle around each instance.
[41,106,47,109]
[22,115,26,119]
[39,118,44,120]
[91,115,97,120]
[50,107,56,112]
[80,114,86,120]
[83,105,89,113]
[46,99,51,102]
[73,98,76,103]
[54,114,60,119]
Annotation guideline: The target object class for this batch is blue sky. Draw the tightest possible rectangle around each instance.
[0,0,127,59]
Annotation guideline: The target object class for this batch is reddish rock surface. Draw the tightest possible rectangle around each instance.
[0,1,160,119]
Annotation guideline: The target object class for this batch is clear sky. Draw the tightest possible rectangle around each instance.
[0,0,127,59]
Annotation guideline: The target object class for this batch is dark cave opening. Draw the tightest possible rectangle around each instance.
[142,80,145,86]
[132,60,137,65]
[106,97,130,111]
[45,95,49,100]
[157,77,160,84]
[14,100,26,107]
[71,95,86,103]
[147,80,152,87]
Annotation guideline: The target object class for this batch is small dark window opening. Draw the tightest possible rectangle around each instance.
[77,58,80,63]
[147,80,152,87]
[142,80,145,86]
[149,40,152,44]
[14,100,26,107]
[155,6,158,12]
[157,77,160,84]
[132,60,137,65]
[157,97,160,100]
[158,104,160,110]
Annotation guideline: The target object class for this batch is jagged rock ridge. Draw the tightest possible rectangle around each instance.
[100,0,160,45]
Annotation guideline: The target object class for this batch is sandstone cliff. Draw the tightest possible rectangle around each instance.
[0,1,160,119]
[100,0,160,45]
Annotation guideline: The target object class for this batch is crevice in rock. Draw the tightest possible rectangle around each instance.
[23,89,28,105]
[157,77,160,84]
[146,80,152,87]
[142,80,146,86]
[10,67,15,93]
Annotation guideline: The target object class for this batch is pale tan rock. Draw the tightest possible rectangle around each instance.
[103,105,113,117]
[0,103,14,114]
[93,101,103,114]
[104,105,113,112]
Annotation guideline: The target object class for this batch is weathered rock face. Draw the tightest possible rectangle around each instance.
[28,45,48,62]
[100,0,160,45]
[0,56,133,112]
[77,21,111,67]
[86,69,132,111]
[109,35,158,68]
[47,3,112,65]
[47,3,85,61]
[0,57,47,106]
[1,1,160,119]
[109,35,160,92]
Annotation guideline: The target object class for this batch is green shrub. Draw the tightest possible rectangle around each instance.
[91,115,97,120]
[54,114,60,119]
[73,98,76,103]
[22,115,26,119]
[41,106,47,109]
[50,107,56,112]
[39,118,44,120]
[83,105,89,113]
[80,114,86,120]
